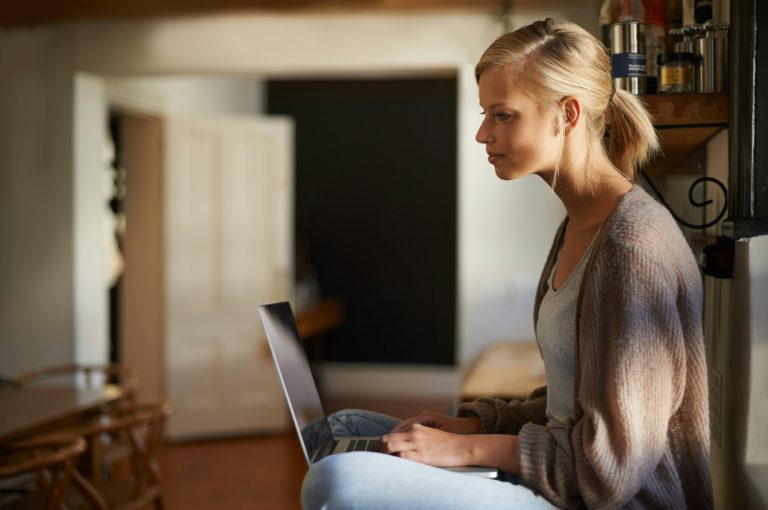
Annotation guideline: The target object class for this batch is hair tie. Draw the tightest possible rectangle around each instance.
[609,83,617,104]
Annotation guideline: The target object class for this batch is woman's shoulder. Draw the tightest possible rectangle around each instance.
[597,185,698,274]
[604,185,685,248]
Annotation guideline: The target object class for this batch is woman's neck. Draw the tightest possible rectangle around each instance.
[550,147,632,230]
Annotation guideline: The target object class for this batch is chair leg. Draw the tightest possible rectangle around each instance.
[69,469,108,510]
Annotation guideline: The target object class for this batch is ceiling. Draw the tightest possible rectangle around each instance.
[1,0,510,28]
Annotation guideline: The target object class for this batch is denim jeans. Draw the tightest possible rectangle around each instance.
[301,409,561,509]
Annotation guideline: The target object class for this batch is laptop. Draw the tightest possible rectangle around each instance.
[258,301,498,478]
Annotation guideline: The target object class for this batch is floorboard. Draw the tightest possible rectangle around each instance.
[157,395,453,509]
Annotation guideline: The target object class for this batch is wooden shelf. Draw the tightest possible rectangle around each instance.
[638,93,729,175]
[641,93,729,127]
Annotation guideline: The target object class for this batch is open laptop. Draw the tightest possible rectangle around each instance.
[258,301,498,478]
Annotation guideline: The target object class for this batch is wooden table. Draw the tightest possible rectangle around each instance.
[0,384,122,444]
[460,341,547,402]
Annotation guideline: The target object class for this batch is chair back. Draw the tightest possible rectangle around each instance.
[66,401,173,509]
[0,434,86,509]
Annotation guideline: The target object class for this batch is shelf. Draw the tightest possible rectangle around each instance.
[638,93,729,175]
[641,93,729,127]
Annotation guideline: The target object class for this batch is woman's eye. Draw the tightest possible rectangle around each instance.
[479,110,513,121]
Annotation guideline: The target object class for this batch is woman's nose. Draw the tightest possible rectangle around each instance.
[475,123,492,144]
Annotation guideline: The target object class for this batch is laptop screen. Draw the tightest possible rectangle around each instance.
[258,302,334,463]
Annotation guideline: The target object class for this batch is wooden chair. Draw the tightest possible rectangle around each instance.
[13,364,142,480]
[0,433,88,509]
[64,401,173,510]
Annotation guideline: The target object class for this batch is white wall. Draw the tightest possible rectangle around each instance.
[0,6,602,377]
[744,236,768,507]
[105,76,264,116]
[0,29,76,374]
[721,235,768,509]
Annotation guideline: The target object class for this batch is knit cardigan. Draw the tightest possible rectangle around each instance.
[458,186,713,509]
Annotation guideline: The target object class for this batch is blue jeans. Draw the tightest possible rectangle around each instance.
[301,409,561,509]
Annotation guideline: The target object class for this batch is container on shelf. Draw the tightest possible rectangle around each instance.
[695,22,728,93]
[642,0,667,94]
[609,21,647,95]
[657,52,699,93]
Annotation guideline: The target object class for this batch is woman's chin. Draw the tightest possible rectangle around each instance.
[494,166,520,181]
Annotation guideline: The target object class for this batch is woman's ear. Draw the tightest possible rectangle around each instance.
[560,96,582,135]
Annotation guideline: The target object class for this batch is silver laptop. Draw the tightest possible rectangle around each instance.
[258,301,498,478]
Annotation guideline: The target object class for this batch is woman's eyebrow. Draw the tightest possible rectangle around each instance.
[479,102,506,109]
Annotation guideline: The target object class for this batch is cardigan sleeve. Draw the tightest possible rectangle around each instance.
[456,385,548,434]
[517,243,692,510]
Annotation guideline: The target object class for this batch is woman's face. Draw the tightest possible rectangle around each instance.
[475,67,562,181]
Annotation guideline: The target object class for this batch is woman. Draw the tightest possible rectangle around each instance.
[302,18,712,509]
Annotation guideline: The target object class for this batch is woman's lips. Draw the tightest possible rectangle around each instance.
[487,152,502,164]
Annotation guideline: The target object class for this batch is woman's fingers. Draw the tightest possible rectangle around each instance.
[378,431,412,453]
[390,411,442,433]
[389,418,417,434]
[378,425,470,467]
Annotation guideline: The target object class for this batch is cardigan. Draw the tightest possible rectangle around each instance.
[457,186,713,509]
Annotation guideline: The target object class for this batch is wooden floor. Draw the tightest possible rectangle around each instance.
[156,395,454,510]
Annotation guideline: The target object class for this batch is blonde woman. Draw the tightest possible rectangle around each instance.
[302,18,712,509]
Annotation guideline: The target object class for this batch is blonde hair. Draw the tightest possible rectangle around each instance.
[476,18,659,181]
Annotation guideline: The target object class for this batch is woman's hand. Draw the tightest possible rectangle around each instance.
[379,418,522,474]
[378,423,473,467]
[389,411,481,435]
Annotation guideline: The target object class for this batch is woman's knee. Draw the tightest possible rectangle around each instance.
[301,453,383,509]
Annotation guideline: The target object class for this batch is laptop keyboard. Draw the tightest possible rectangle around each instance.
[345,438,380,452]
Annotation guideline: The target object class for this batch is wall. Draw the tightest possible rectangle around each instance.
[743,236,768,508]
[0,29,75,373]
[701,127,768,509]
[0,6,599,379]
[105,76,264,116]
[744,236,768,509]
[721,235,768,509]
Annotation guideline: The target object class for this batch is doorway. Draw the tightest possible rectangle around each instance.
[268,76,458,365]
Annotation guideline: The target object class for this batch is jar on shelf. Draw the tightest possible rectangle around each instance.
[657,52,700,93]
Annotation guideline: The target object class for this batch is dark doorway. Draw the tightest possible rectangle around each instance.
[267,76,457,365]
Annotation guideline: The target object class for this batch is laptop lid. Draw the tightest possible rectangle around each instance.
[258,302,334,464]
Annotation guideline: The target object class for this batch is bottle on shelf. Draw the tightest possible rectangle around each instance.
[642,0,666,94]
[683,0,696,26]
[695,0,714,23]
[619,0,645,22]
[665,0,683,51]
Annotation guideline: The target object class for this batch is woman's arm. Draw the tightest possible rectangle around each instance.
[457,385,548,434]
[378,424,521,474]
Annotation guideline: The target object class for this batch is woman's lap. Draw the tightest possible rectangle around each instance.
[301,410,559,510]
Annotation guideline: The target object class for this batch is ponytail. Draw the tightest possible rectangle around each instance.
[605,88,660,180]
